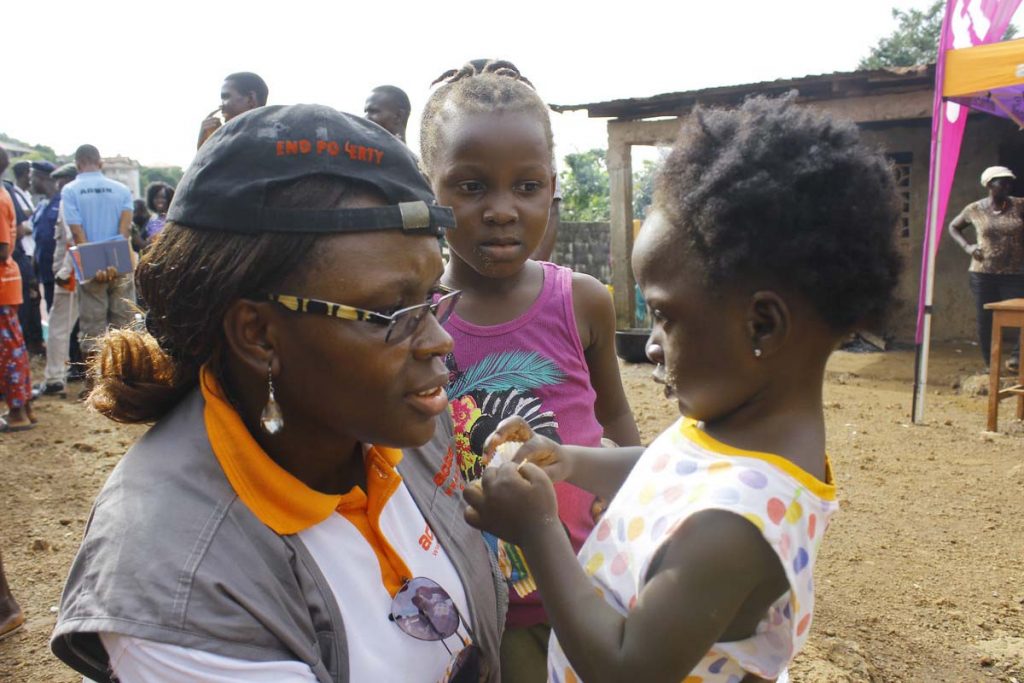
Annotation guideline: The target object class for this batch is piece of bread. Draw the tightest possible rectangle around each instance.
[486,441,525,469]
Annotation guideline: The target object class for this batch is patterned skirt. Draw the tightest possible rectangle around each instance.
[0,305,31,409]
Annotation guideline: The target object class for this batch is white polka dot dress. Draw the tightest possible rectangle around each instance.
[547,419,838,683]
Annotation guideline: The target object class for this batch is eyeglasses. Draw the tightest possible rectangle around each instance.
[267,285,461,345]
[389,576,482,683]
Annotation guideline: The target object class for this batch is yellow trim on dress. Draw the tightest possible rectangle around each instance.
[680,419,836,501]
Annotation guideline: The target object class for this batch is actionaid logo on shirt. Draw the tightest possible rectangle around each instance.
[418,524,440,556]
[78,187,114,195]
[274,139,384,164]
[432,446,464,498]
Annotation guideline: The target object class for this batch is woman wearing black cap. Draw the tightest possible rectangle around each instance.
[949,165,1024,372]
[51,105,502,683]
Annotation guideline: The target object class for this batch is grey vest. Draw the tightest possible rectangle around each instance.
[50,389,506,682]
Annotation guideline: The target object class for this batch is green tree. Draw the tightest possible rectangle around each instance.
[632,159,657,221]
[860,1,1016,69]
[560,149,610,221]
[0,133,58,163]
[31,144,57,162]
[560,149,660,222]
[140,165,184,189]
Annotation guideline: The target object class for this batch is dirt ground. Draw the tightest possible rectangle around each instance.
[1,342,1022,682]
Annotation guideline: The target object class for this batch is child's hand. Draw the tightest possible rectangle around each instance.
[483,416,573,483]
[464,461,559,548]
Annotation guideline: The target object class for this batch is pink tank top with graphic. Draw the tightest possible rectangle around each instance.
[445,262,603,628]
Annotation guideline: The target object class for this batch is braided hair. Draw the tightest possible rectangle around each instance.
[429,58,536,88]
[420,58,552,176]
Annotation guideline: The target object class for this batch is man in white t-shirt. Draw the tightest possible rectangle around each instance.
[8,161,44,354]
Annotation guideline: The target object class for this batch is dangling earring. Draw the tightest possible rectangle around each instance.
[260,360,284,435]
[753,347,763,358]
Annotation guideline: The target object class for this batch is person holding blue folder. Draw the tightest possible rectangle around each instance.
[60,144,135,392]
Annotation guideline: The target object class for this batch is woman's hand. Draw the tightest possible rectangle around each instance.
[463,462,559,548]
[483,416,574,483]
[970,244,985,262]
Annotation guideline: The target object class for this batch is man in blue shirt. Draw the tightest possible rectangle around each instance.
[60,144,135,375]
[30,161,60,312]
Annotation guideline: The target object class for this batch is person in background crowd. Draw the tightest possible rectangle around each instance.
[10,161,35,232]
[143,182,174,243]
[10,161,35,223]
[0,147,34,430]
[948,165,1024,373]
[7,161,44,356]
[531,181,561,262]
[363,85,411,142]
[197,72,269,148]
[36,163,80,397]
[30,161,59,312]
[61,144,135,395]
[130,199,149,254]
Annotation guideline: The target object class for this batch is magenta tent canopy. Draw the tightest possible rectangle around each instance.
[949,83,1024,121]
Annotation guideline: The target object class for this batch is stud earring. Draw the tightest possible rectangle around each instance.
[753,348,763,358]
[260,360,284,435]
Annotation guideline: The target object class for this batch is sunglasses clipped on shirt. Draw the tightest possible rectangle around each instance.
[267,285,461,345]
[389,576,482,683]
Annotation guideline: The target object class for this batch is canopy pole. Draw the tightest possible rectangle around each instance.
[913,113,945,424]
[989,93,1024,129]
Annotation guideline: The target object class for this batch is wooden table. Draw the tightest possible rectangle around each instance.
[984,297,1024,431]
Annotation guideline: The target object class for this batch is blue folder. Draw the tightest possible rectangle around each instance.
[70,237,132,281]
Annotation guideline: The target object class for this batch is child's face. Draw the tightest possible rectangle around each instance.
[432,111,554,278]
[633,210,761,422]
[153,189,169,214]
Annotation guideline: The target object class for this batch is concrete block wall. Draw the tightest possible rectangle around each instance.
[553,221,611,283]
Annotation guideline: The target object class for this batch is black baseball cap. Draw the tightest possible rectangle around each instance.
[168,104,454,236]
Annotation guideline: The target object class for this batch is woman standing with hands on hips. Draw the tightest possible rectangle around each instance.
[949,165,1024,372]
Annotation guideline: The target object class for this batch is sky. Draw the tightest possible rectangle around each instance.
[4,0,1022,170]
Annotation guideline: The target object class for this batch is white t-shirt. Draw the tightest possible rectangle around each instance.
[102,481,473,682]
[11,184,34,256]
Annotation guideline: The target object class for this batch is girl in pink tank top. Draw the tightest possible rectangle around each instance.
[420,61,641,680]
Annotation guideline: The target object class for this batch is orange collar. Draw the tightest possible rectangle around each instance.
[200,366,403,534]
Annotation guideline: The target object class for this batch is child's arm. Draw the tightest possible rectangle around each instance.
[572,273,642,447]
[465,465,788,683]
[484,415,642,501]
